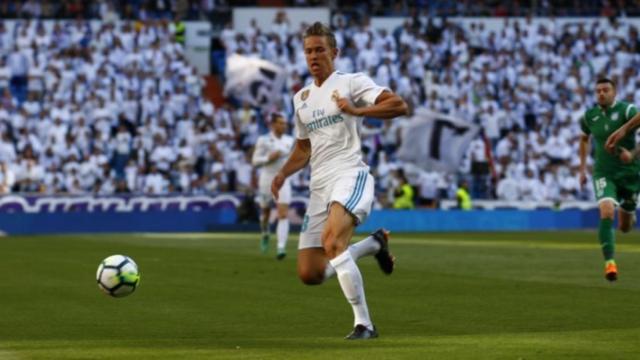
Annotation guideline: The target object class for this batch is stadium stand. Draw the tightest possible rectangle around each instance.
[1,0,640,210]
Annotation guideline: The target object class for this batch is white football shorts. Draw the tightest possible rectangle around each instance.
[298,169,374,249]
[257,177,291,208]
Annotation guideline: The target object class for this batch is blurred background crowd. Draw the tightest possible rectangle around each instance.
[1,0,640,209]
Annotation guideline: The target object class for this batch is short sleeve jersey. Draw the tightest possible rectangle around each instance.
[253,132,295,182]
[581,100,639,176]
[293,71,387,190]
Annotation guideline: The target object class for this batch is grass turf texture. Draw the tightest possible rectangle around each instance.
[2,232,640,359]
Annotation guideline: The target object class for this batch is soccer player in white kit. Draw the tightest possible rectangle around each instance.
[271,22,408,339]
[252,113,295,259]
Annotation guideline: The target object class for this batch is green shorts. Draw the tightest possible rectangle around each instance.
[593,173,640,212]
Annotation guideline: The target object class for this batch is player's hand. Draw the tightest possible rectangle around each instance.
[605,127,627,153]
[579,171,587,188]
[268,151,282,162]
[620,147,633,164]
[335,97,363,116]
[271,172,285,200]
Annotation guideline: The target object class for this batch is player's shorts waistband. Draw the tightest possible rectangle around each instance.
[309,167,370,191]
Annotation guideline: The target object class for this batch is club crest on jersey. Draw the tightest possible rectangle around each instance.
[611,113,619,121]
[301,90,309,101]
[593,115,600,122]
[331,90,339,101]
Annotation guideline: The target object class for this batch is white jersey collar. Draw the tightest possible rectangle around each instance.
[312,70,337,89]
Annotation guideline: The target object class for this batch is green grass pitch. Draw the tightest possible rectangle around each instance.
[2,231,640,359]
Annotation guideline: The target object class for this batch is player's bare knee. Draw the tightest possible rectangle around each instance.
[599,202,615,220]
[276,205,288,219]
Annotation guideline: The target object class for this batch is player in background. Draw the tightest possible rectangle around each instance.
[271,22,408,339]
[252,113,295,260]
[579,78,640,281]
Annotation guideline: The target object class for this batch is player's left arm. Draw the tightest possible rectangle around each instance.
[336,90,408,119]
[605,104,639,153]
[336,73,407,119]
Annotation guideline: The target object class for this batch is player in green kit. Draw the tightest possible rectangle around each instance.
[579,78,640,282]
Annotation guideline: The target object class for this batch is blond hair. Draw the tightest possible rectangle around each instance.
[303,22,337,49]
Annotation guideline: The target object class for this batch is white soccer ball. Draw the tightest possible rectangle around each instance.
[96,255,141,298]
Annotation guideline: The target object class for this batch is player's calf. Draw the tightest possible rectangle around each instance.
[259,207,271,253]
[618,205,637,233]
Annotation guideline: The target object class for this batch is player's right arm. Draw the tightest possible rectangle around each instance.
[272,93,312,199]
[579,114,591,188]
[271,139,310,199]
[252,137,281,167]
[251,137,269,167]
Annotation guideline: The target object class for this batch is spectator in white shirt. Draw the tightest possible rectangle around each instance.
[150,135,176,172]
[15,156,44,192]
[496,174,520,201]
[124,159,140,192]
[417,170,441,208]
[112,124,132,177]
[0,133,16,163]
[7,45,29,98]
[144,164,166,194]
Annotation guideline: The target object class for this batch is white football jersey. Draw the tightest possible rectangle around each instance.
[293,71,387,190]
[252,131,295,186]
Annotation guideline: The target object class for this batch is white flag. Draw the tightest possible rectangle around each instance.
[397,108,479,172]
[224,54,286,107]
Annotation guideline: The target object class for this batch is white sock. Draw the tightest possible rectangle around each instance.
[322,235,381,281]
[329,251,372,329]
[276,218,289,253]
[348,235,381,260]
[324,262,335,280]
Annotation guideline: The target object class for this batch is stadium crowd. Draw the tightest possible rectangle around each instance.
[0,18,241,195]
[219,12,640,207]
[1,6,640,208]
